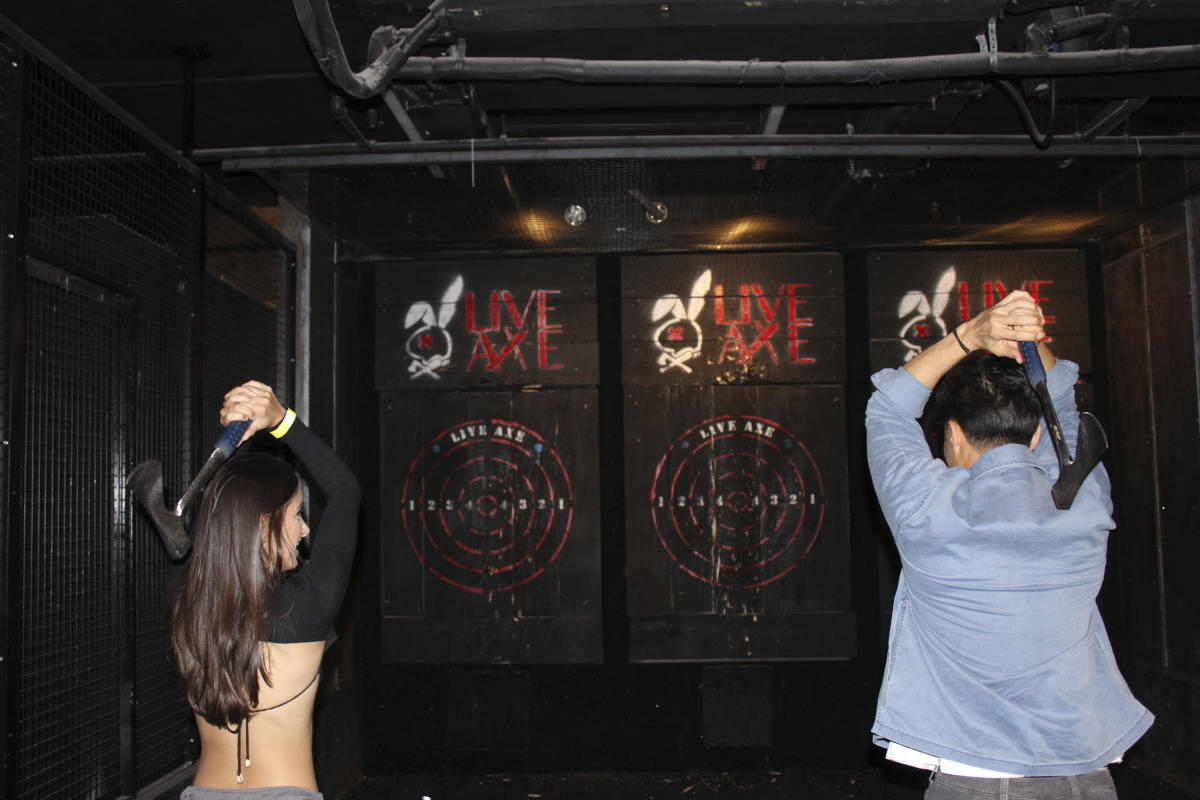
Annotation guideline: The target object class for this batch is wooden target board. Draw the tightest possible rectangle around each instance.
[625,385,853,661]
[379,390,601,664]
[646,407,828,590]
[868,250,1090,372]
[622,254,853,662]
[622,253,844,385]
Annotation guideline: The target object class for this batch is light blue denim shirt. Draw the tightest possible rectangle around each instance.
[866,359,1152,776]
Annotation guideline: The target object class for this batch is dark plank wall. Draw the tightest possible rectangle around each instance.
[358,246,1123,780]
[1101,198,1200,794]
[360,252,884,775]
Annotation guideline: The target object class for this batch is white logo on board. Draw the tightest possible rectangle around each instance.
[404,276,463,379]
[898,267,955,361]
[651,270,711,373]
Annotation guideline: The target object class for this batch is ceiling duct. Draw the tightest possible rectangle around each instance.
[292,0,448,98]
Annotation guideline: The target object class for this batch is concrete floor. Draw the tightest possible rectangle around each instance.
[345,764,1198,800]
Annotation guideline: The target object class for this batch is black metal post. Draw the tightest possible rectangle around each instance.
[2,37,31,800]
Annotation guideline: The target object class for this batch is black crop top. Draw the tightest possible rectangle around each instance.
[264,418,361,644]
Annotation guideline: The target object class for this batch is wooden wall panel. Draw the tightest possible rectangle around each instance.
[1101,202,1200,794]
[624,384,853,662]
[622,253,844,385]
[376,257,598,389]
[1142,233,1200,676]
[1102,253,1165,666]
[620,253,852,663]
[378,388,602,663]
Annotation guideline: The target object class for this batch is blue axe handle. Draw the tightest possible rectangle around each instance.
[172,419,253,517]
[1018,340,1072,468]
[214,419,252,458]
[1018,340,1047,386]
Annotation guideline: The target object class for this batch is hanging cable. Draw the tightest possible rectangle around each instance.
[995,78,1057,149]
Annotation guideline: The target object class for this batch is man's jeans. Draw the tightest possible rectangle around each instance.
[926,769,1117,800]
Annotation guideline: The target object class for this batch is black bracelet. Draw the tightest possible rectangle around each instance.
[952,328,972,356]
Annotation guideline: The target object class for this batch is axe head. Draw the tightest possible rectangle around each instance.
[1050,411,1109,510]
[128,460,192,561]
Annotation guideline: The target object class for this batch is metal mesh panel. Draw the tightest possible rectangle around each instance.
[0,31,15,800]
[22,55,198,790]
[18,265,131,800]
[6,34,295,799]
[200,200,294,443]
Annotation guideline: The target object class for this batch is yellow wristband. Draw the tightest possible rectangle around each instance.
[269,408,296,439]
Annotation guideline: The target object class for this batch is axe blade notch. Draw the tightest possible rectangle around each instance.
[1049,411,1109,510]
[128,459,192,561]
[1018,340,1108,510]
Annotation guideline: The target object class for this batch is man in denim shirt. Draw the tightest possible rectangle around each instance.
[866,290,1152,799]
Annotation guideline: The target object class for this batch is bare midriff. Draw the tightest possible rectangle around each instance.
[191,640,325,791]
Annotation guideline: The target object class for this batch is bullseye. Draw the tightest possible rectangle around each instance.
[649,414,825,588]
[400,418,575,594]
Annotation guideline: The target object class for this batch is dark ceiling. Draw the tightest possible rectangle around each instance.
[5,0,1200,258]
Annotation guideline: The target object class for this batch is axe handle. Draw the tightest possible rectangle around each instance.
[173,420,252,517]
[1019,340,1074,467]
[1018,340,1047,385]
[214,419,251,458]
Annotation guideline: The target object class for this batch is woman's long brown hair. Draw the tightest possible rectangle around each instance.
[170,454,298,729]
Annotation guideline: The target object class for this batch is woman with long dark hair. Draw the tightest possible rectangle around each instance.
[172,381,360,800]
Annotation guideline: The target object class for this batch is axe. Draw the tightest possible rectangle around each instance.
[1018,340,1108,509]
[127,420,251,560]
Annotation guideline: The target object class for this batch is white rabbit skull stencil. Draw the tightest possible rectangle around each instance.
[897,267,956,362]
[404,275,464,379]
[652,269,711,373]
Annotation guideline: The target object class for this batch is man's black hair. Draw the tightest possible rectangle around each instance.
[932,352,1041,451]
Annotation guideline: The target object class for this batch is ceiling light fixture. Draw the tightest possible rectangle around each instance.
[564,204,587,227]
[629,189,668,224]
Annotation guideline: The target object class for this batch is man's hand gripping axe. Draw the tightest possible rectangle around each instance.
[1018,341,1108,509]
[127,420,251,560]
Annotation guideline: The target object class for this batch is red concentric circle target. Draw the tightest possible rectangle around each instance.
[650,414,825,588]
[400,418,574,594]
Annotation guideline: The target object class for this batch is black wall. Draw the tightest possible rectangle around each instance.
[358,250,885,775]
[355,243,1117,778]
[1100,196,1200,795]
[0,19,295,799]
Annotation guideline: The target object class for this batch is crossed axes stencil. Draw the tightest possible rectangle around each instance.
[651,269,711,373]
[898,267,955,362]
[405,275,463,379]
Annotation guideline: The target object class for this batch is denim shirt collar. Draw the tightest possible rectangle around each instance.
[969,442,1047,478]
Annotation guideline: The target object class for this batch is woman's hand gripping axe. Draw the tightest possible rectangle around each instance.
[127,420,251,560]
[1018,341,1108,509]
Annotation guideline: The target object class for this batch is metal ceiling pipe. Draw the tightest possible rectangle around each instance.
[292,0,447,98]
[1078,97,1149,141]
[381,88,447,179]
[330,94,370,149]
[201,134,1200,171]
[381,46,1200,85]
